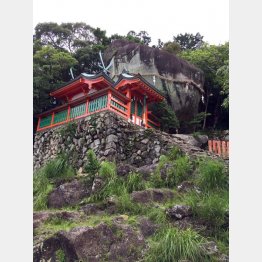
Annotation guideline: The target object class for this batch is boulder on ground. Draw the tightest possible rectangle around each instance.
[131,189,175,203]
[166,205,192,220]
[34,222,146,262]
[48,179,90,208]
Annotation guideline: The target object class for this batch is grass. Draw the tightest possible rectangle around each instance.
[151,150,192,188]
[196,158,228,192]
[83,149,101,176]
[144,227,211,262]
[33,155,75,210]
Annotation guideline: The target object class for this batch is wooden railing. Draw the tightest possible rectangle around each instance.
[36,88,161,132]
[37,89,128,132]
[208,140,229,158]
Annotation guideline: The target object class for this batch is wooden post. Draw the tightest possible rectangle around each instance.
[107,90,112,109]
[126,88,131,121]
[67,105,71,122]
[86,98,89,115]
[217,140,221,156]
[51,112,55,126]
[212,140,217,154]
[37,117,41,131]
[222,141,226,158]
[208,140,213,152]
[226,141,229,157]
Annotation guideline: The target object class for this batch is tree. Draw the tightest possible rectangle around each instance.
[162,41,182,55]
[173,33,204,50]
[33,46,78,114]
[179,42,229,130]
[35,22,97,53]
[151,101,180,133]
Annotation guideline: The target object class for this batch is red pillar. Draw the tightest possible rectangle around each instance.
[37,117,41,131]
[126,89,131,121]
[212,140,217,154]
[51,112,55,127]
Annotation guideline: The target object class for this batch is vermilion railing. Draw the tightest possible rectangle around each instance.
[36,88,161,132]
[208,140,229,158]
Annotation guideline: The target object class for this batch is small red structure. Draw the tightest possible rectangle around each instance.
[208,140,229,158]
[36,72,165,132]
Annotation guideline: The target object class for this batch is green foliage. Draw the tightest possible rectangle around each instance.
[42,154,75,180]
[144,227,210,262]
[179,42,229,130]
[151,101,179,133]
[162,41,182,54]
[151,148,192,188]
[124,172,146,193]
[83,149,101,177]
[55,249,66,262]
[184,190,228,228]
[196,158,228,191]
[173,32,204,50]
[33,171,54,210]
[33,155,75,210]
[99,161,117,179]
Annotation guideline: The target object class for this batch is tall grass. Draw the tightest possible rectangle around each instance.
[183,191,228,228]
[144,227,210,262]
[33,155,75,210]
[125,172,147,193]
[151,151,192,188]
[196,158,228,191]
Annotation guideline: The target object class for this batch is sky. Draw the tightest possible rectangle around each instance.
[33,0,229,46]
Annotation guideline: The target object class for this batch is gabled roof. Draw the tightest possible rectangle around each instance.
[114,72,165,100]
[50,72,115,98]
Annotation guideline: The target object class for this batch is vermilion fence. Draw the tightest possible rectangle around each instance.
[208,140,229,158]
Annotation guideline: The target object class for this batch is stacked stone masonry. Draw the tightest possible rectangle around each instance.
[33,111,219,171]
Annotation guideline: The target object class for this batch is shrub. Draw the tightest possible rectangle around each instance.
[167,146,183,161]
[173,155,192,184]
[196,158,228,191]
[33,170,53,210]
[125,172,146,193]
[145,227,210,262]
[83,149,101,176]
[43,154,75,180]
[99,161,116,179]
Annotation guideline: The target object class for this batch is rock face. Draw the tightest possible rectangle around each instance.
[34,223,146,262]
[48,179,90,208]
[103,40,204,126]
[33,111,217,171]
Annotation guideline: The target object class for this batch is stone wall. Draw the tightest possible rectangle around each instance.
[33,111,214,171]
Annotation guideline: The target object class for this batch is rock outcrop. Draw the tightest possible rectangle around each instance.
[34,222,146,262]
[103,40,204,126]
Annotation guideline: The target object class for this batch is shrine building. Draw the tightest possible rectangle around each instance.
[36,72,165,132]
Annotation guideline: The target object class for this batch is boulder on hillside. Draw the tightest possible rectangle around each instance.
[131,189,175,204]
[166,205,193,220]
[48,179,90,208]
[34,223,146,262]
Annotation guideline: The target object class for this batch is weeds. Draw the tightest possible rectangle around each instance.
[144,227,210,262]
[196,158,228,191]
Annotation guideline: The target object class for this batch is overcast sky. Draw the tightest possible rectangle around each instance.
[33,0,229,46]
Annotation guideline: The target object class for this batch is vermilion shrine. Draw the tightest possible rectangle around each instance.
[36,72,165,132]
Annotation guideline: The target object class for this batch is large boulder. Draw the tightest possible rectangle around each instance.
[34,223,146,262]
[103,40,204,129]
[48,179,90,208]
